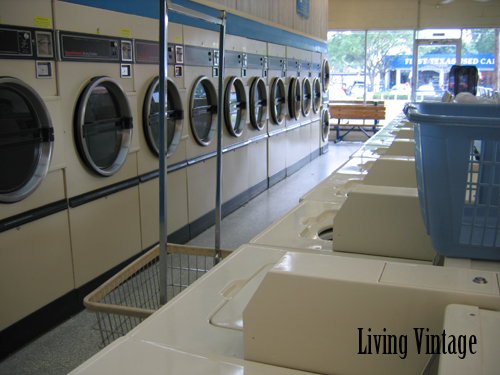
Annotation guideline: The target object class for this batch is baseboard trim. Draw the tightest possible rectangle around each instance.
[269,168,287,187]
[287,154,312,177]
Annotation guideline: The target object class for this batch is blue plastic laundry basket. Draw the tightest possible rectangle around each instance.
[405,102,500,260]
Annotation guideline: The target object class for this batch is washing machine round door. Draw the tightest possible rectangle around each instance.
[321,107,330,142]
[288,77,301,120]
[190,76,217,146]
[302,78,312,117]
[312,77,321,114]
[321,59,330,93]
[270,77,285,125]
[224,77,246,137]
[249,77,267,131]
[75,76,133,177]
[143,77,183,157]
[0,77,54,203]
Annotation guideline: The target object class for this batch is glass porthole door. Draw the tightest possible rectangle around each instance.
[288,77,301,120]
[321,59,330,93]
[0,77,54,202]
[249,77,267,131]
[270,77,286,125]
[321,108,330,142]
[312,77,321,114]
[74,76,133,177]
[224,76,247,137]
[190,76,217,146]
[302,78,312,117]
[143,77,183,157]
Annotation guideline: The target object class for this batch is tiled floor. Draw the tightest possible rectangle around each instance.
[0,140,361,375]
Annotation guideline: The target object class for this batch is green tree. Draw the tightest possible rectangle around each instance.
[327,31,365,73]
[328,30,412,93]
[366,31,413,92]
[462,29,495,54]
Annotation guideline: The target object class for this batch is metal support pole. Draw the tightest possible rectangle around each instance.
[159,1,227,303]
[159,0,168,305]
[214,11,226,265]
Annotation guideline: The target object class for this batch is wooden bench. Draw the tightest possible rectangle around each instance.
[329,100,386,142]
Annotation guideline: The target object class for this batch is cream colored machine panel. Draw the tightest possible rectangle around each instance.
[129,245,292,358]
[243,252,500,375]
[183,24,219,49]
[332,184,436,261]
[251,200,340,252]
[394,128,415,139]
[222,147,249,203]
[309,120,320,154]
[250,199,430,266]
[71,187,142,288]
[299,157,374,202]
[69,337,313,375]
[268,132,287,178]
[248,138,268,187]
[352,139,415,159]
[0,169,65,221]
[0,210,73,331]
[187,158,217,222]
[138,169,189,249]
[285,126,302,167]
[53,1,132,35]
[300,173,365,203]
[362,156,417,188]
[439,305,500,375]
[0,0,53,27]
[382,138,415,157]
[268,43,287,58]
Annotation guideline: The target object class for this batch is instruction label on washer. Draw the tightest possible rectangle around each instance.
[34,17,51,28]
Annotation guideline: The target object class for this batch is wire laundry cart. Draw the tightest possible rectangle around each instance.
[84,244,232,347]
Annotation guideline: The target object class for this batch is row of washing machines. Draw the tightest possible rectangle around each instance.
[0,0,330,348]
[71,114,500,374]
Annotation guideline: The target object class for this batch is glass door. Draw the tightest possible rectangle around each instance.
[411,34,462,102]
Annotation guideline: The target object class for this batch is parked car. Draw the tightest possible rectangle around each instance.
[347,82,370,97]
[417,83,442,99]
[390,84,411,95]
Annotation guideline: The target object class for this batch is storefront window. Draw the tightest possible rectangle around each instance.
[327,30,413,101]
[462,29,498,93]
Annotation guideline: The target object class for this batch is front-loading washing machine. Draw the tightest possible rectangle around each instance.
[183,25,222,237]
[219,35,250,215]
[132,16,190,248]
[285,47,309,176]
[299,51,317,161]
[222,34,269,214]
[0,0,74,356]
[312,52,328,154]
[321,54,330,103]
[53,1,142,290]
[237,37,269,202]
[266,43,287,187]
